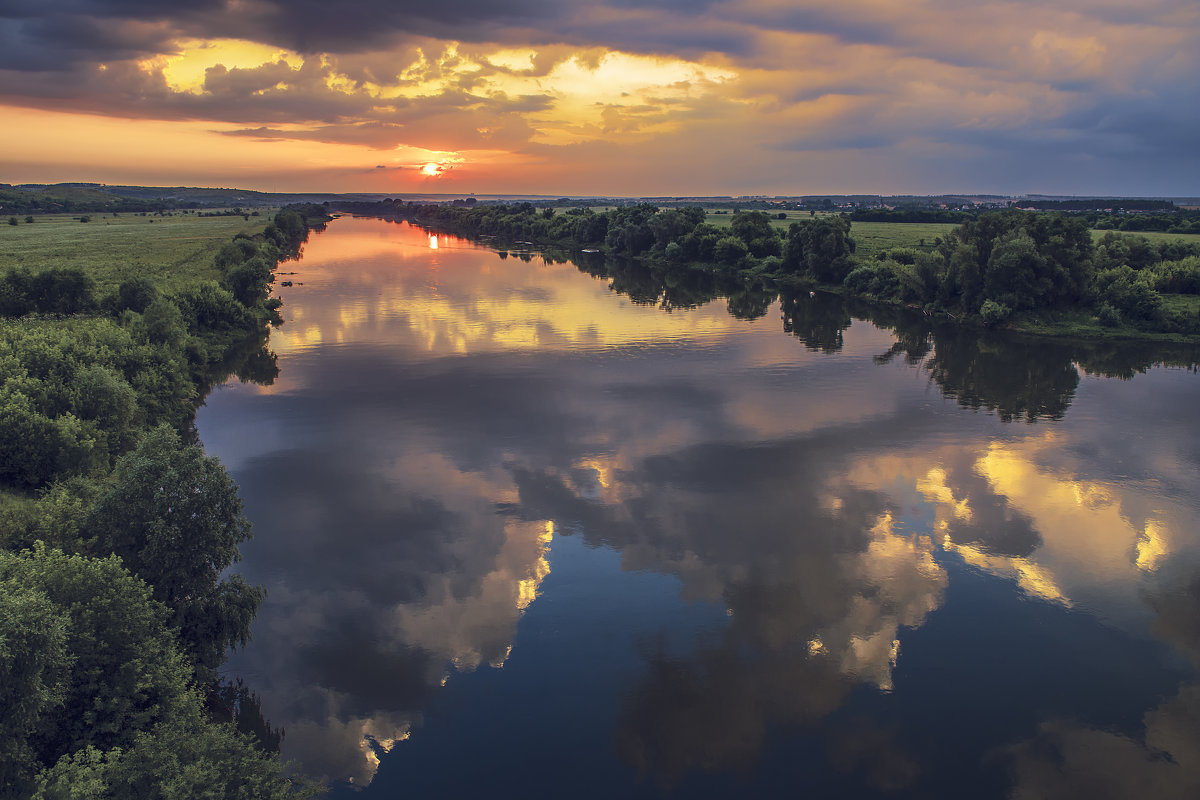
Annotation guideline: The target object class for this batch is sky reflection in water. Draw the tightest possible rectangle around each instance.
[197,217,1200,798]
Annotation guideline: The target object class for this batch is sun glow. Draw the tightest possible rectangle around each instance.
[421,163,444,177]
[155,38,305,92]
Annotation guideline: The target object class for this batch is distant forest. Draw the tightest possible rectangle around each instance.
[6,183,1199,234]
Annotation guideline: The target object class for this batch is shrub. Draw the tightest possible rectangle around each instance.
[980,299,1012,326]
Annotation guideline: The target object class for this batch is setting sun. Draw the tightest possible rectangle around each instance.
[421,163,443,177]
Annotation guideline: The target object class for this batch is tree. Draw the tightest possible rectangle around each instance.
[713,236,750,268]
[27,268,96,315]
[0,585,71,795]
[648,210,700,249]
[81,426,262,676]
[983,231,1049,310]
[113,277,158,314]
[0,544,190,791]
[35,705,316,800]
[942,210,1094,313]
[0,546,307,800]
[782,217,854,282]
[223,255,274,307]
[729,211,781,258]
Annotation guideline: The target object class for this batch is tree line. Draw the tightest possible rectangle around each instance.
[846,212,1200,333]
[847,205,1200,235]
[345,201,1200,338]
[0,206,328,799]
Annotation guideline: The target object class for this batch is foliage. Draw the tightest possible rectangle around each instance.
[81,426,261,676]
[34,707,317,800]
[980,299,1012,326]
[1094,266,1164,322]
[781,216,855,282]
[347,201,1200,338]
[0,584,70,794]
[0,545,190,796]
[0,206,324,797]
[0,317,190,489]
[838,213,1198,335]
[0,268,96,317]
[0,545,308,800]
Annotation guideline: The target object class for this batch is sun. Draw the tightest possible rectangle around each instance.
[420,163,443,177]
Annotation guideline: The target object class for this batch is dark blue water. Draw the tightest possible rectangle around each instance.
[197,217,1200,798]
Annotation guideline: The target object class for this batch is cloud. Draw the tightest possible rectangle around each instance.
[3,0,1199,193]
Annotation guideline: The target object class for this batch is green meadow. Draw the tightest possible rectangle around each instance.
[848,220,1200,262]
[0,212,271,293]
[1101,228,1200,246]
[704,208,839,229]
[847,221,959,260]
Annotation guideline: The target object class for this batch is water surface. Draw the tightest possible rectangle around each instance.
[198,217,1200,798]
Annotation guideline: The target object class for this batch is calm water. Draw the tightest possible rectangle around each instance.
[197,217,1200,798]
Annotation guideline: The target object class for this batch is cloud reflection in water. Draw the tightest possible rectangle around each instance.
[200,218,1200,794]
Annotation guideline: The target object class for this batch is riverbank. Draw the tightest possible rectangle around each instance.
[334,202,1200,345]
[0,205,329,798]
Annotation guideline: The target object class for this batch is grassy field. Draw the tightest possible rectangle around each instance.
[1161,293,1200,319]
[848,221,958,260]
[703,208,841,230]
[848,222,1200,261]
[702,215,954,261]
[0,212,271,293]
[1095,229,1200,245]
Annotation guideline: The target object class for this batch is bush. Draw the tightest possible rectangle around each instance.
[113,277,159,314]
[843,266,876,295]
[1095,266,1164,322]
[713,236,750,267]
[0,267,96,317]
[980,299,1012,326]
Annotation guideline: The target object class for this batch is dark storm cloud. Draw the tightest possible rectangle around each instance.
[0,0,748,71]
[0,0,561,65]
[0,15,173,71]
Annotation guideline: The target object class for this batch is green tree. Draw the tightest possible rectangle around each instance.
[81,426,261,675]
[729,211,781,258]
[0,545,189,785]
[135,297,187,349]
[223,255,274,307]
[983,231,1049,310]
[713,236,750,268]
[35,706,316,800]
[648,210,701,250]
[782,216,854,282]
[0,585,71,795]
[112,277,159,314]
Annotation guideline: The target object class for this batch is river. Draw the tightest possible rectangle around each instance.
[196,216,1200,798]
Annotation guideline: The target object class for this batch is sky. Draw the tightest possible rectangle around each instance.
[1,0,1197,196]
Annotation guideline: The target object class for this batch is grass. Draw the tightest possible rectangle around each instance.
[704,208,841,230]
[849,221,958,261]
[1161,293,1200,319]
[846,222,1200,262]
[0,212,271,293]
[1093,229,1200,245]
